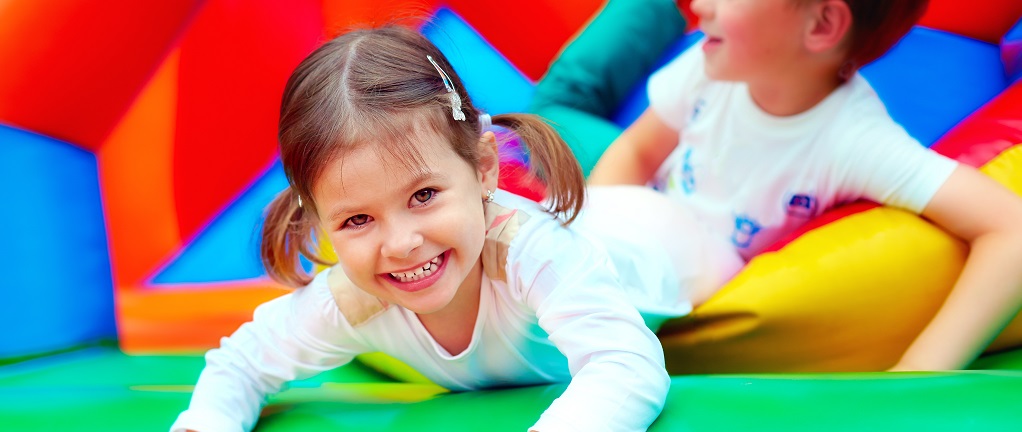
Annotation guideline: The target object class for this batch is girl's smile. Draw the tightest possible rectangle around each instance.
[382,250,449,292]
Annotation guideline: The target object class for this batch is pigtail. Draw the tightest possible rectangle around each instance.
[493,113,585,225]
[260,187,334,287]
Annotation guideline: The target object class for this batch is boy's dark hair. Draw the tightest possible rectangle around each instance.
[839,0,930,70]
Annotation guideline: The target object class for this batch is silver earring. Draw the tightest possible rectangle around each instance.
[484,189,495,203]
[297,195,303,208]
[478,113,491,133]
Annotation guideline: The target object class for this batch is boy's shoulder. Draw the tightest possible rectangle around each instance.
[840,74,887,110]
[825,74,911,139]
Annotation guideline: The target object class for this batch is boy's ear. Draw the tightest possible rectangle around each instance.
[477,131,500,195]
[804,0,852,54]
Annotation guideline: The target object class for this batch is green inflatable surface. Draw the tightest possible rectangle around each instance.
[2,347,1022,431]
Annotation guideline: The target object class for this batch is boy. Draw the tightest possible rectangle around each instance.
[589,0,1022,371]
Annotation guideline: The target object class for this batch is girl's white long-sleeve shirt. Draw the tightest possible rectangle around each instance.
[171,190,692,432]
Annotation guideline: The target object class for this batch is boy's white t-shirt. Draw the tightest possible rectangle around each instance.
[169,189,692,432]
[648,40,959,260]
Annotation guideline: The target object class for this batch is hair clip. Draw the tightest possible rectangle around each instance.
[426,55,466,121]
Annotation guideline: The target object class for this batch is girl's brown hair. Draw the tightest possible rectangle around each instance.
[261,25,585,287]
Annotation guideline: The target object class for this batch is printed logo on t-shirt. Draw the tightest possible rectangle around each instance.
[731,215,761,249]
[680,148,695,194]
[652,177,667,192]
[785,193,818,218]
[691,98,706,122]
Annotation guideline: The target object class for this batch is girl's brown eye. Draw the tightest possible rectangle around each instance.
[343,214,370,229]
[412,189,435,205]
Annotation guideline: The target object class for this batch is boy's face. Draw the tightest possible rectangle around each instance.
[692,0,815,82]
[312,130,491,318]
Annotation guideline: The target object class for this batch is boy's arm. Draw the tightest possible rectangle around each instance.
[892,165,1022,370]
[587,108,680,186]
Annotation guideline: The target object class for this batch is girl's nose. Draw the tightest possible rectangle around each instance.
[380,222,424,259]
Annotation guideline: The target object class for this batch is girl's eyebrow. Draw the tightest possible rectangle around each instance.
[326,170,443,222]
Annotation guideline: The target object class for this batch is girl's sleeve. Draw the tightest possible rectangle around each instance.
[514,227,670,432]
[169,271,367,432]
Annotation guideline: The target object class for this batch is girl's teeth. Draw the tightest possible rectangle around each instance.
[391,255,443,282]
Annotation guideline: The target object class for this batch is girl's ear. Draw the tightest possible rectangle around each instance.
[476,131,500,195]
[804,0,852,54]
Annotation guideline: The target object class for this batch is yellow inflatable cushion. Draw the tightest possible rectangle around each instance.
[658,144,1022,373]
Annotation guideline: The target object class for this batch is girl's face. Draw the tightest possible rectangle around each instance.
[313,130,498,318]
[691,0,813,82]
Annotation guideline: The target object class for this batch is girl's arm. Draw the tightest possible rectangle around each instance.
[892,165,1022,370]
[170,272,363,431]
[516,229,670,432]
[587,108,680,186]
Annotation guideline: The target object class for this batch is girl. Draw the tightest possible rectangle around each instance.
[171,26,737,432]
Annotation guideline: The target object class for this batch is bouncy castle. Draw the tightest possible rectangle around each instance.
[2,0,1022,429]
